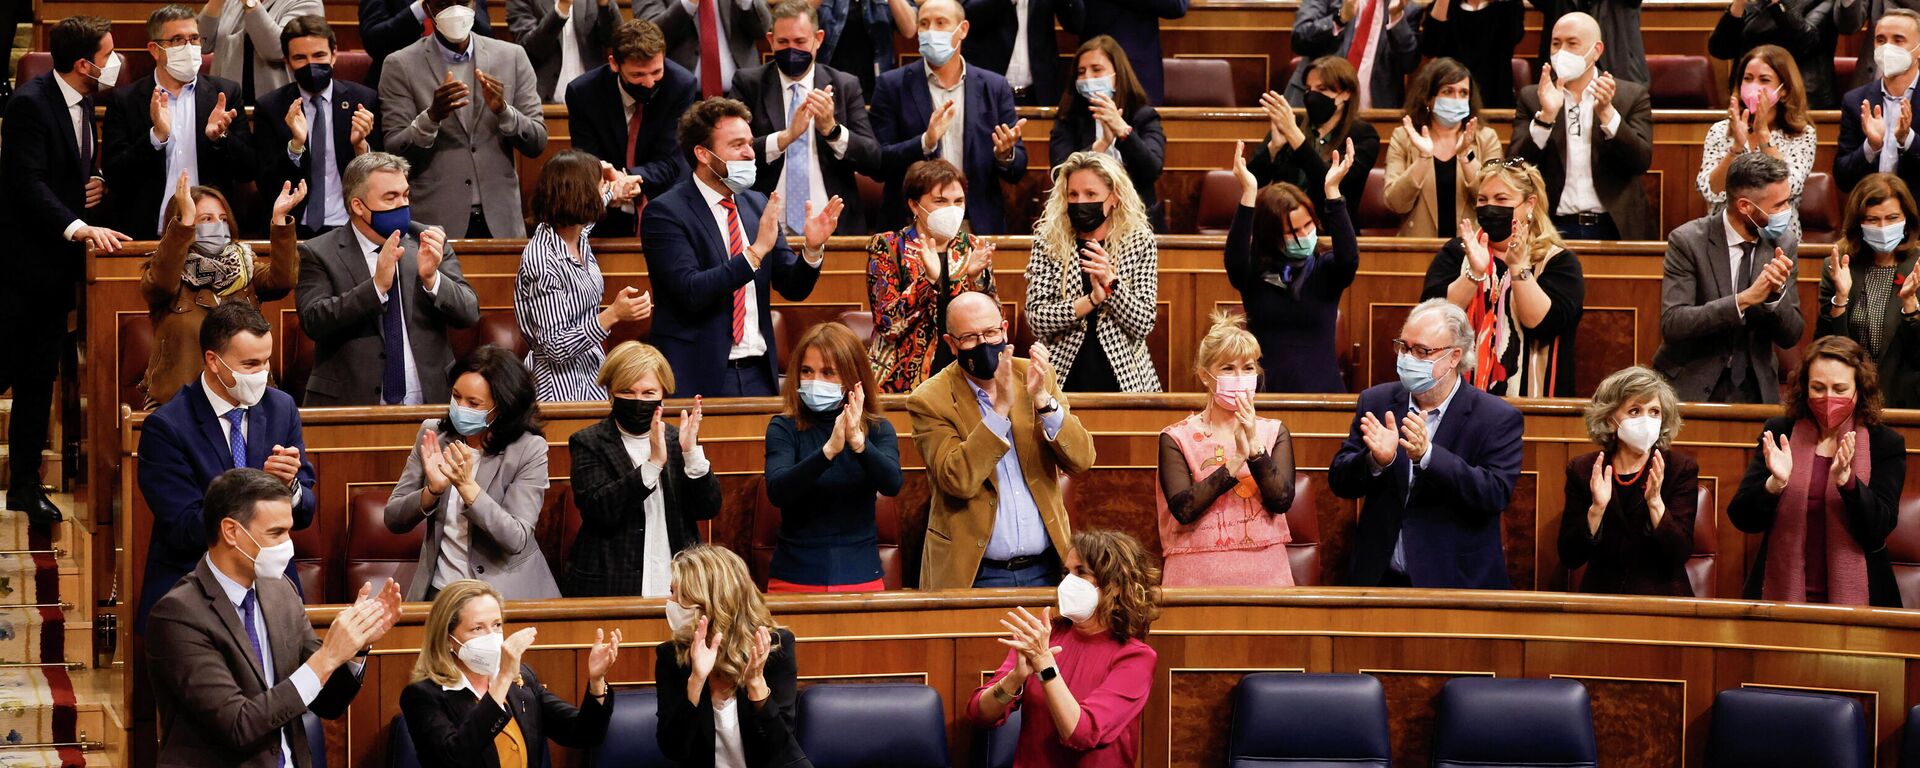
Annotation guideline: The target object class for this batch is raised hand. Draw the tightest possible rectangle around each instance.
[803,196,845,249]
[418,226,447,288]
[1644,450,1667,524]
[271,180,309,222]
[1827,250,1853,309]
[475,69,507,114]
[1728,102,1752,152]
[679,396,704,454]
[430,71,472,122]
[1027,341,1053,402]
[1536,64,1564,119]
[1359,410,1400,467]
[350,105,376,154]
[1761,430,1793,492]
[285,96,309,150]
[1398,408,1431,463]
[747,192,780,268]
[1831,430,1856,486]
[1231,139,1258,202]
[1588,456,1614,519]
[373,231,402,294]
[923,100,959,152]
[175,172,195,224]
[844,384,867,452]
[992,118,1027,163]
[991,342,1016,417]
[1259,90,1301,149]
[264,445,302,485]
[1864,101,1888,152]
[1592,72,1619,124]
[586,627,622,684]
[205,92,238,141]
[648,404,668,467]
[1326,138,1355,199]
[151,88,174,143]
[1402,116,1435,156]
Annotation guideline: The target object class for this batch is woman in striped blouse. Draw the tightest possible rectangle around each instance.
[515,149,652,402]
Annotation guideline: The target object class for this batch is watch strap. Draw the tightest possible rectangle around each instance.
[1039,666,1059,683]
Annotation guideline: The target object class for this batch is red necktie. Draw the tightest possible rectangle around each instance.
[626,103,650,215]
[1346,0,1377,68]
[697,0,724,97]
[719,198,748,343]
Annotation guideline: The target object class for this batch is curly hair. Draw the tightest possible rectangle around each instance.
[669,545,782,684]
[1035,152,1151,286]
[1071,529,1161,642]
[1476,160,1567,271]
[1582,366,1682,451]
[1784,335,1885,428]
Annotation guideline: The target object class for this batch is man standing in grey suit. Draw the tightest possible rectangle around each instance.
[295,151,482,406]
[379,0,548,238]
[636,0,771,98]
[1653,151,1806,404]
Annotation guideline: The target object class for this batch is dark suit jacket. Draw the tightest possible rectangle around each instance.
[640,179,821,396]
[654,628,807,768]
[870,60,1027,235]
[1049,101,1166,216]
[102,74,258,240]
[0,72,96,312]
[963,0,1067,102]
[1510,78,1656,241]
[1286,0,1424,109]
[1057,0,1189,105]
[562,419,722,596]
[147,559,361,768]
[293,222,482,406]
[509,0,624,102]
[1707,0,1839,107]
[399,663,613,768]
[634,0,771,76]
[1650,213,1804,403]
[358,0,496,90]
[1727,416,1905,606]
[252,79,383,231]
[566,61,698,237]
[1817,249,1920,408]
[135,380,317,632]
[732,62,882,235]
[1328,380,1524,588]
[1834,80,1920,193]
[1559,448,1699,597]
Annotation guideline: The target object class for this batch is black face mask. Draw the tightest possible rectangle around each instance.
[293,62,332,94]
[1303,91,1338,125]
[1475,204,1516,242]
[773,47,814,79]
[611,396,661,435]
[620,76,658,103]
[1066,202,1108,234]
[956,340,1006,379]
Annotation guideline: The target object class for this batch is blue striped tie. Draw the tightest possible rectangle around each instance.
[224,409,247,469]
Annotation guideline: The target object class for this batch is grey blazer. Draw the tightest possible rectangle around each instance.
[1651,213,1807,403]
[197,0,324,100]
[379,35,549,238]
[294,222,482,406]
[385,420,560,601]
[634,0,771,77]
[508,0,626,102]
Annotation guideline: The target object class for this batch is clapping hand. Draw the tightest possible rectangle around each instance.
[1592,72,1618,124]
[1398,408,1431,463]
[1644,450,1667,524]
[418,226,447,289]
[1827,250,1853,310]
[1460,219,1493,279]
[373,231,401,293]
[992,118,1027,164]
[271,180,309,223]
[1502,208,1534,271]
[1761,430,1793,493]
[1235,390,1260,457]
[923,100,958,152]
[151,87,175,143]
[1403,116,1435,157]
[444,439,480,502]
[1326,138,1355,200]
[1089,95,1126,150]
[687,615,721,697]
[602,285,652,326]
[285,96,309,150]
[748,193,782,268]
[743,626,774,702]
[1457,118,1483,182]
[1737,247,1794,310]
[1750,89,1776,146]
[1027,342,1054,404]
[1899,261,1920,313]
[494,627,538,693]
[430,71,472,122]
[1259,90,1302,149]
[586,627,622,687]
[1231,140,1258,204]
[350,104,376,154]
[1078,240,1116,293]
[1586,458,1612,533]
[1536,64,1565,120]
[174,172,195,224]
[679,396,704,455]
[991,341,1017,417]
[803,197,845,249]
[1863,101,1888,152]
[1831,431,1857,487]
[843,384,867,453]
[1359,410,1400,467]
[263,445,302,485]
[965,240,994,282]
[420,431,452,494]
[475,69,507,114]
[997,606,1061,675]
[205,92,239,142]
[808,86,838,137]
[647,405,668,467]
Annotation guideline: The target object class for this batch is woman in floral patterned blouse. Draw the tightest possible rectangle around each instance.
[865,159,997,393]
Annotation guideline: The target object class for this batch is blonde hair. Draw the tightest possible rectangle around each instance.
[1035,152,1151,279]
[669,545,780,684]
[1192,310,1262,385]
[598,340,676,397]
[411,579,504,688]
[1478,161,1566,270]
[1582,366,1683,451]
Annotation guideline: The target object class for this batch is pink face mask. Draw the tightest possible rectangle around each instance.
[1739,82,1780,114]
[1212,373,1258,411]
[1809,395,1856,431]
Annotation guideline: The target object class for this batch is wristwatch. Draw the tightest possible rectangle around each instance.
[1533,112,1555,128]
[1036,398,1061,416]
[1515,266,1536,282]
[1039,666,1059,683]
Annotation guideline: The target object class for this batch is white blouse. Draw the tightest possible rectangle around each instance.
[1696,119,1817,240]
[713,694,747,768]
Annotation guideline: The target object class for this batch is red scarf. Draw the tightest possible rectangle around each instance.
[1763,420,1872,605]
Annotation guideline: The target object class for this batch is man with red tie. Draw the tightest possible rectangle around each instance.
[640,97,843,396]
[1286,0,1422,110]
[567,18,699,237]
[635,0,770,98]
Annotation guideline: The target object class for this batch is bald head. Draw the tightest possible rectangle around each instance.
[945,291,1002,334]
[1548,12,1604,79]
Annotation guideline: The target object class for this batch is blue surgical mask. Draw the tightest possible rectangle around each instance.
[1864,221,1907,253]
[447,401,492,436]
[918,30,956,68]
[1432,96,1471,125]
[1742,198,1793,241]
[366,203,411,239]
[1284,230,1317,260]
[1075,76,1114,101]
[709,155,757,194]
[1396,352,1441,395]
[797,379,844,412]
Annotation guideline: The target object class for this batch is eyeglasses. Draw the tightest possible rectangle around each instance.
[1392,339,1451,360]
[156,34,203,48]
[949,328,1006,348]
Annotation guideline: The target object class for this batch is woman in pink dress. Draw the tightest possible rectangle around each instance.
[1155,311,1299,587]
[968,530,1161,768]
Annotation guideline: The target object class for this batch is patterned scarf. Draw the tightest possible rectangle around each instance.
[181,242,254,296]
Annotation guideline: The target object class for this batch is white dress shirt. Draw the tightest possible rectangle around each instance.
[762,66,850,233]
[1528,79,1621,216]
[288,82,348,226]
[204,556,329,768]
[617,428,712,597]
[1872,77,1918,172]
[678,0,756,90]
[349,226,442,404]
[1349,0,1385,110]
[1721,212,1785,319]
[694,179,768,360]
[151,78,202,233]
[1005,0,1033,90]
[925,62,967,171]
[557,8,585,94]
[54,74,94,241]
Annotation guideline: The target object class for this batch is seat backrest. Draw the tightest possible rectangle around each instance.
[590,687,672,768]
[837,310,876,346]
[451,309,529,362]
[279,312,316,405]
[389,712,422,768]
[1228,673,1389,767]
[1193,170,1242,236]
[750,480,903,590]
[305,712,327,768]
[1162,58,1236,107]
[290,518,334,603]
[1286,475,1324,587]
[974,708,1021,768]
[1708,688,1869,768]
[333,50,373,85]
[1512,58,1535,89]
[1432,678,1596,768]
[1836,57,1859,87]
[533,484,577,587]
[1357,168,1399,236]
[796,683,949,768]
[14,52,49,84]
[1688,484,1718,599]
[771,309,791,375]
[1645,55,1717,108]
[346,486,425,598]
[1798,172,1841,244]
[1887,496,1920,609]
[1902,704,1920,768]
[119,314,156,408]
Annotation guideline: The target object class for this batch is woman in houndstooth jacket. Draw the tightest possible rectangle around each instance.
[1024,152,1163,392]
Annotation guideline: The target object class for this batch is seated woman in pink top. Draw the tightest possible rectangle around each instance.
[969,530,1161,767]
[1155,312,1298,586]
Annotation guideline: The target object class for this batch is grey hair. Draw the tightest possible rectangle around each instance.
[1725,151,1788,201]
[1403,298,1476,373]
[1582,365,1683,450]
[147,5,197,42]
[343,152,412,206]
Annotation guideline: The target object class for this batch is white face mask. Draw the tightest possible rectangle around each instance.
[1056,574,1100,623]
[237,525,295,582]
[924,205,965,242]
[1615,414,1662,453]
[1550,45,1591,83]
[163,43,201,83]
[87,52,123,90]
[665,600,699,633]
[215,354,269,408]
[1878,41,1917,78]
[435,5,477,43]
[453,629,503,678]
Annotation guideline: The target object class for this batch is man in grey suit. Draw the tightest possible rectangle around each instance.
[199,0,324,103]
[508,0,626,103]
[295,151,481,406]
[379,0,548,238]
[147,468,401,768]
[636,0,771,98]
[1653,151,1806,404]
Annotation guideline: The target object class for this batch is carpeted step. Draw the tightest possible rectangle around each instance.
[0,667,88,767]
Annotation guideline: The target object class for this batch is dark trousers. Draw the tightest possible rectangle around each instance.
[466,205,493,239]
[971,549,1062,588]
[1710,367,1766,404]
[717,360,776,397]
[1550,212,1620,241]
[0,305,64,492]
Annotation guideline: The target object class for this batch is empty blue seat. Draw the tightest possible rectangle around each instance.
[1432,677,1596,768]
[590,687,673,768]
[389,712,421,768]
[974,707,1022,768]
[1708,687,1868,768]
[796,683,949,768]
[1228,673,1390,767]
